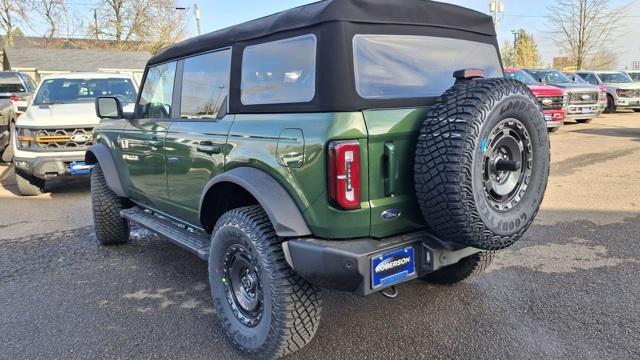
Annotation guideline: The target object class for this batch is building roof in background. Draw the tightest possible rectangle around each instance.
[0,35,147,51]
[3,47,150,72]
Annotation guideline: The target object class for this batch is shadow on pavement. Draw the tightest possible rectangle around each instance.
[572,127,640,143]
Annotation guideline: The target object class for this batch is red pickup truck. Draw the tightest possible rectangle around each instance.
[504,68,568,132]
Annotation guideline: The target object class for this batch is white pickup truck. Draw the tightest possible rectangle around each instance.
[12,72,138,195]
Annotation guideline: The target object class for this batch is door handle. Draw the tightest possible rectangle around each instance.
[147,140,164,148]
[197,143,222,155]
[384,142,397,196]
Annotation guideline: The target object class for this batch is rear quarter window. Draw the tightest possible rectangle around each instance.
[241,34,317,105]
[353,35,503,99]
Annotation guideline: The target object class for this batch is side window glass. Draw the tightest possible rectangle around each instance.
[138,62,177,119]
[180,49,231,119]
[241,34,317,105]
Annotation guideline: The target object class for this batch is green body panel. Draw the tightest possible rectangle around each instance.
[164,116,235,224]
[94,108,430,240]
[118,119,172,211]
[227,112,371,239]
[362,108,429,238]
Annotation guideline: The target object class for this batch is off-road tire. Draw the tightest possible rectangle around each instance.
[91,164,131,245]
[422,251,495,285]
[415,78,549,250]
[209,205,322,359]
[15,170,43,196]
[575,118,593,124]
[1,122,15,163]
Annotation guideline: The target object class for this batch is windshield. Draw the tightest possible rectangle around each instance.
[504,70,538,85]
[34,77,136,105]
[527,70,570,85]
[0,73,26,93]
[568,73,588,84]
[597,72,633,84]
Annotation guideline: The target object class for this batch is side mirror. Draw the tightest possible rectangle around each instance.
[95,97,123,119]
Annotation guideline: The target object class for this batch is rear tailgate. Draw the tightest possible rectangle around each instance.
[363,108,428,238]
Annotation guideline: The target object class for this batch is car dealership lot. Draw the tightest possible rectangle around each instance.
[1,113,639,359]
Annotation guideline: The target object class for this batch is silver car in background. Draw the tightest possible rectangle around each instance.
[525,69,601,123]
[623,71,640,82]
[576,71,640,113]
[0,71,38,115]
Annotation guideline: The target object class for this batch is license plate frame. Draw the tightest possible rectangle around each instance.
[581,108,593,114]
[371,245,416,289]
[68,161,93,175]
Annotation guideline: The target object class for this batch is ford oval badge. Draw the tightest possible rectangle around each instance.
[381,209,401,220]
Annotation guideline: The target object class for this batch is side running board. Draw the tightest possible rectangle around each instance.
[120,207,210,260]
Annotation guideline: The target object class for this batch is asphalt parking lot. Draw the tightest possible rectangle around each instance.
[1,113,639,359]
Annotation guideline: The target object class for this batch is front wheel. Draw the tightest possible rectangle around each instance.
[1,122,15,163]
[633,109,640,113]
[91,164,131,244]
[15,170,44,196]
[604,95,616,114]
[209,205,322,358]
[575,118,593,124]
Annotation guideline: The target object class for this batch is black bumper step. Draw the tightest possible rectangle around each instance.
[121,207,210,260]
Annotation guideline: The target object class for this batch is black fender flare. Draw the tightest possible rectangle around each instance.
[200,167,311,237]
[85,144,127,198]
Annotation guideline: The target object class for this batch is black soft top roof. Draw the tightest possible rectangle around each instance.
[149,0,495,65]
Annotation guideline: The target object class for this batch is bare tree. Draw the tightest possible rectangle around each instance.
[547,0,628,70]
[92,0,187,52]
[34,0,67,39]
[0,0,30,46]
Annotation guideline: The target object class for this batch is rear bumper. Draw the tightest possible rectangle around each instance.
[282,231,481,296]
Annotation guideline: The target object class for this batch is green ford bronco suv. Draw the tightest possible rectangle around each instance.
[88,0,549,357]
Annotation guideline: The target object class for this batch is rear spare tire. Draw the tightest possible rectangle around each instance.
[415,78,549,250]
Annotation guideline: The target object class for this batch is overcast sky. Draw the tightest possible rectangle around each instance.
[24,0,640,69]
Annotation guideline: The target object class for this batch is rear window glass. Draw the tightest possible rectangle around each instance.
[241,34,316,105]
[0,73,25,93]
[353,35,502,99]
[34,78,137,105]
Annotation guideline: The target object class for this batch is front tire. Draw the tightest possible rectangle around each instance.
[15,170,44,196]
[91,164,131,245]
[422,252,495,285]
[548,126,560,133]
[633,109,640,113]
[604,95,616,113]
[414,78,549,250]
[575,118,593,124]
[1,122,14,163]
[209,205,322,358]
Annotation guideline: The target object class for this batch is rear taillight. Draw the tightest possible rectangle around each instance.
[328,140,361,210]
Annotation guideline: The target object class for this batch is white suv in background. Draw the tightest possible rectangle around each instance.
[12,72,138,195]
[576,70,640,113]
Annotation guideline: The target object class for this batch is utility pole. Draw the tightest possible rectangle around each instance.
[489,0,504,31]
[94,9,99,41]
[194,3,201,36]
